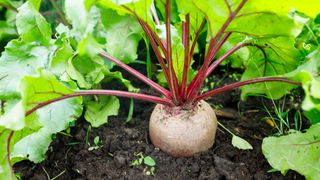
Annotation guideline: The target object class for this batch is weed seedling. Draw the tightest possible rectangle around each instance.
[88,136,103,151]
[131,152,156,176]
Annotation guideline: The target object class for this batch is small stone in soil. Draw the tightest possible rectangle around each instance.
[124,128,139,139]
[190,163,200,174]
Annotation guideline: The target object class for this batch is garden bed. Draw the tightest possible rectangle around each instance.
[0,1,319,179]
[14,77,304,179]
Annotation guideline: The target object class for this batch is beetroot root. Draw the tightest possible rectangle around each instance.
[149,100,218,157]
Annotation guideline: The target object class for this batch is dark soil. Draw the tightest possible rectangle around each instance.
[14,66,305,180]
[14,97,304,179]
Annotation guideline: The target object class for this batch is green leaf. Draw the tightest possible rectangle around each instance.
[176,0,206,38]
[231,135,253,150]
[65,0,89,36]
[28,0,41,10]
[0,0,16,11]
[295,13,320,54]
[228,13,296,37]
[240,37,302,99]
[93,136,100,145]
[49,37,75,78]
[0,100,25,130]
[65,0,103,41]
[191,0,318,38]
[85,0,96,10]
[66,55,106,89]
[16,2,52,45]
[84,96,119,127]
[97,0,154,24]
[10,71,83,163]
[143,156,156,167]
[103,70,139,92]
[304,109,320,125]
[0,21,17,42]
[283,49,320,124]
[77,34,103,58]
[0,129,15,180]
[262,124,320,179]
[242,0,320,18]
[156,24,185,82]
[0,40,51,98]
[100,9,143,64]
[216,33,250,68]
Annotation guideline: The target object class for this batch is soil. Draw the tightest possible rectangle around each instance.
[13,66,305,180]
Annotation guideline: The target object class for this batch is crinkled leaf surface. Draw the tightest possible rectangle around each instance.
[16,1,52,45]
[284,49,320,124]
[101,9,143,64]
[49,36,74,78]
[67,53,138,91]
[77,34,103,58]
[66,55,106,89]
[10,71,83,163]
[0,40,52,98]
[262,124,320,179]
[65,0,105,41]
[65,0,89,37]
[84,96,119,127]
[0,100,25,130]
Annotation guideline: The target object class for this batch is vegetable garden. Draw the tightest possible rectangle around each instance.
[0,0,320,179]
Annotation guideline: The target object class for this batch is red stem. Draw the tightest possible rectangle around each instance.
[185,33,232,103]
[26,90,173,116]
[139,19,168,58]
[99,52,172,99]
[122,6,168,57]
[137,21,172,85]
[140,24,182,101]
[186,0,248,102]
[205,43,270,78]
[205,42,247,77]
[195,77,301,101]
[7,131,14,179]
[122,6,175,95]
[180,14,190,100]
[207,32,232,64]
[166,0,180,104]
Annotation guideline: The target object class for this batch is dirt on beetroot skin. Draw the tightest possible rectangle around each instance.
[14,92,304,180]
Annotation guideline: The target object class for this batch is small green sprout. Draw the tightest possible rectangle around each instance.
[131,152,156,176]
[88,136,103,151]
